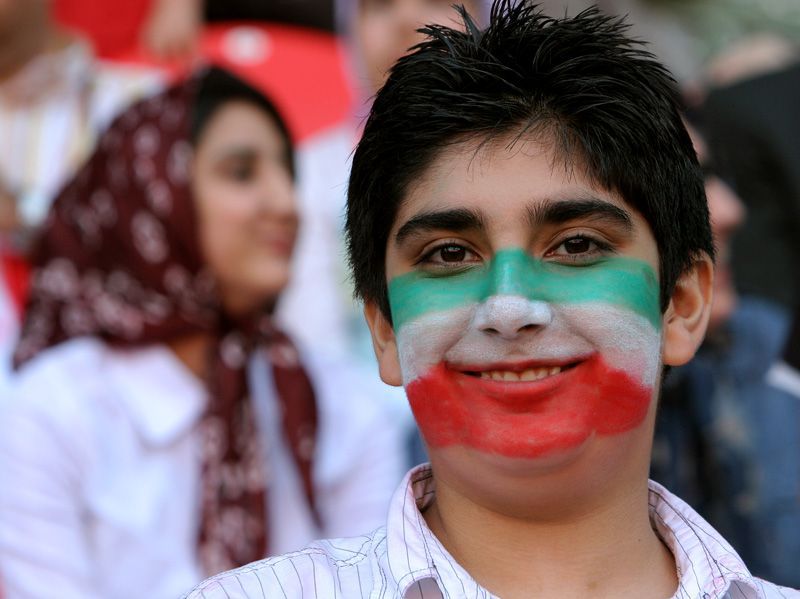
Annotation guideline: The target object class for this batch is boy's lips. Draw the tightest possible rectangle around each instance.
[446,355,593,406]
[405,354,653,458]
[452,355,588,377]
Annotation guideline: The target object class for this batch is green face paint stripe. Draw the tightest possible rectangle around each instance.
[388,247,661,329]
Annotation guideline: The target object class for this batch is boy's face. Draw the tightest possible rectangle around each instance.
[366,133,711,499]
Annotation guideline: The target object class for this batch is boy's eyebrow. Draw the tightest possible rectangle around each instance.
[527,198,634,232]
[394,208,485,245]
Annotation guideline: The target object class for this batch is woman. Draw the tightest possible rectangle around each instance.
[0,67,402,598]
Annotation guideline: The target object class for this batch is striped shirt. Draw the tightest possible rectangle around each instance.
[185,464,799,599]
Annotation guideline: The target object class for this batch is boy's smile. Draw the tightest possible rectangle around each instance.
[375,135,666,463]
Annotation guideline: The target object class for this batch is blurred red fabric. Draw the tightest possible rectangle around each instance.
[54,0,152,59]
[1,254,30,318]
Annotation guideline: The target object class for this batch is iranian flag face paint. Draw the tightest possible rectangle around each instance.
[389,247,663,460]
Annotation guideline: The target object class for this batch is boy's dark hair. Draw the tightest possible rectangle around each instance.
[346,0,712,320]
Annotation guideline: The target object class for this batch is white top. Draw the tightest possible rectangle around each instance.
[275,122,415,430]
[187,464,800,599]
[0,40,161,228]
[277,123,354,361]
[0,40,162,394]
[0,337,404,599]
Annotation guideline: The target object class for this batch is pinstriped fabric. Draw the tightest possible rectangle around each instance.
[184,466,799,599]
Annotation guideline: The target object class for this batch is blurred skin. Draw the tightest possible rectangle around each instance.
[0,0,55,80]
[140,0,201,60]
[0,181,15,234]
[192,100,298,318]
[687,123,746,333]
[0,0,44,41]
[354,0,481,93]
[0,0,68,238]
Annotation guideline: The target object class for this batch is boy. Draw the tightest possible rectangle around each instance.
[186,2,799,597]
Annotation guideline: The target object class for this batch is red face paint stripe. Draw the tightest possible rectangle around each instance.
[406,357,652,459]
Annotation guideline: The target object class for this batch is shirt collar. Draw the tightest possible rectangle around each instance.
[110,344,207,446]
[648,480,765,598]
[383,464,495,599]
[382,465,767,599]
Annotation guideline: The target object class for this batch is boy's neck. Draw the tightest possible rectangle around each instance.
[423,464,677,599]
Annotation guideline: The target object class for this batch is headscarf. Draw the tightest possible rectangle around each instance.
[13,67,318,575]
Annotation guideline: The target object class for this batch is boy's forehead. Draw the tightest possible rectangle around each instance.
[383,130,661,275]
[389,132,625,232]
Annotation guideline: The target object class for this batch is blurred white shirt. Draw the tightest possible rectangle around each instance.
[0,39,161,228]
[186,465,800,599]
[0,337,404,599]
[0,39,162,393]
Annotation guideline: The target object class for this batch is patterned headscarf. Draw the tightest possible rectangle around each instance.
[13,67,318,575]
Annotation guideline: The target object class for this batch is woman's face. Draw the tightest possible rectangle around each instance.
[192,100,297,316]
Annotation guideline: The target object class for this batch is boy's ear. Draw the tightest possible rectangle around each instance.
[364,301,403,387]
[662,254,714,366]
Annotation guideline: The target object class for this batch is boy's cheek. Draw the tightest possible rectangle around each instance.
[392,301,663,460]
[395,305,475,383]
[558,304,663,388]
[394,302,663,388]
[404,354,656,459]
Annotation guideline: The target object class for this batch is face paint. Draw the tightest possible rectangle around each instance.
[389,248,662,459]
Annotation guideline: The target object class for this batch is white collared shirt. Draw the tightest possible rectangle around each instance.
[0,337,404,599]
[186,464,800,599]
[0,40,162,397]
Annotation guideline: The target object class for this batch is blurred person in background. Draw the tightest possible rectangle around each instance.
[533,0,800,89]
[702,43,800,310]
[0,67,403,599]
[54,0,201,61]
[341,0,486,97]
[55,0,335,61]
[285,0,487,359]
[273,0,491,465]
[650,119,800,587]
[0,0,160,390]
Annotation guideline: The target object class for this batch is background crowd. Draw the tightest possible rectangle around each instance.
[0,0,797,596]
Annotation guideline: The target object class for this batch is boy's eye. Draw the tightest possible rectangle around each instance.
[547,235,612,260]
[419,243,480,267]
[562,237,593,254]
[439,245,467,262]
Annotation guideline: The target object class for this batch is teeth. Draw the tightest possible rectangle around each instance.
[479,366,563,382]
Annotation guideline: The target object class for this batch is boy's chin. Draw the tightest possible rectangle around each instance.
[430,435,595,479]
[427,429,652,519]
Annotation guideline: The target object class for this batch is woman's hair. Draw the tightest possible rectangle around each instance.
[191,67,296,179]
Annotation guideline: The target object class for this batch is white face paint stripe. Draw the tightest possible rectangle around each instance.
[397,303,476,383]
[396,300,662,386]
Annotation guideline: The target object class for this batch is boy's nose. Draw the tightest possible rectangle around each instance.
[472,295,553,339]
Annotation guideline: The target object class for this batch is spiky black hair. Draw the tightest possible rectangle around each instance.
[346,0,712,319]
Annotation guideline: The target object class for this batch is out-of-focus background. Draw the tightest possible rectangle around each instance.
[0,0,798,596]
